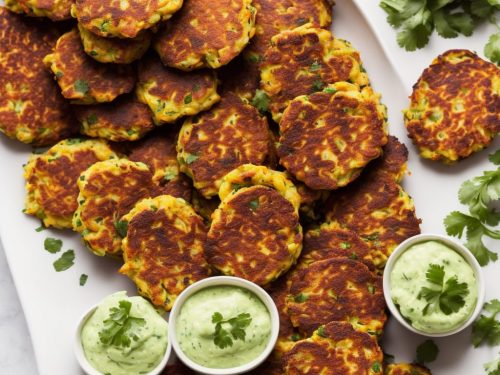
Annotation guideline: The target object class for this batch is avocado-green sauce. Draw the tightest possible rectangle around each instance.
[390,241,477,333]
[81,291,168,375]
[176,285,271,368]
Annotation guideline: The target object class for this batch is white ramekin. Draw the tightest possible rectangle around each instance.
[383,233,485,337]
[74,294,171,375]
[169,276,280,375]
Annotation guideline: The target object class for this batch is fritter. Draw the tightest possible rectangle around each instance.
[301,221,374,270]
[72,0,182,38]
[404,49,500,163]
[120,195,210,310]
[78,24,151,64]
[0,8,76,146]
[74,94,155,142]
[292,176,330,222]
[385,363,431,375]
[177,92,270,198]
[5,0,24,13]
[218,54,261,100]
[44,29,135,104]
[217,164,301,211]
[286,258,386,336]
[24,138,117,229]
[14,0,72,20]
[366,135,409,184]
[207,185,302,286]
[278,82,388,190]
[136,54,220,124]
[282,321,384,375]
[154,0,256,70]
[260,24,369,122]
[128,130,193,202]
[73,159,155,257]
[325,176,421,269]
[247,0,333,58]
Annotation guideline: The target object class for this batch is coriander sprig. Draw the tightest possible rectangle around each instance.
[212,312,252,349]
[418,264,469,315]
[98,300,146,348]
[444,151,500,266]
[472,299,500,347]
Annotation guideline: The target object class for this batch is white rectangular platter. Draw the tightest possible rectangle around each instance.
[0,0,498,374]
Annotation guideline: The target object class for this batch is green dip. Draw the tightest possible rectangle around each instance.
[81,291,168,375]
[176,285,271,368]
[390,241,477,333]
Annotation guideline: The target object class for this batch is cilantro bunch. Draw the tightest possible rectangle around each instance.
[380,0,500,65]
[444,151,500,266]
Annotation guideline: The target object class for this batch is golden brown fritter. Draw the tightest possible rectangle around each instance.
[287,258,386,337]
[247,0,333,58]
[74,94,155,142]
[282,321,384,375]
[301,221,374,270]
[260,24,369,122]
[0,8,76,146]
[177,92,270,198]
[278,83,388,190]
[207,185,302,286]
[218,54,261,100]
[14,0,73,20]
[73,159,155,257]
[72,0,182,38]
[136,54,220,124]
[366,135,409,184]
[120,195,210,310]
[44,29,135,104]
[78,24,151,64]
[154,0,256,70]
[128,130,193,202]
[24,138,117,229]
[385,363,432,375]
[404,49,499,163]
[325,176,421,269]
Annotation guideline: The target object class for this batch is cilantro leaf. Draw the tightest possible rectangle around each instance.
[397,23,432,51]
[416,339,439,364]
[79,274,88,286]
[472,299,500,347]
[418,263,469,315]
[485,355,500,375]
[44,237,62,253]
[114,220,128,238]
[485,32,500,65]
[212,312,252,349]
[53,250,75,272]
[490,150,500,165]
[99,300,146,348]
[251,90,270,115]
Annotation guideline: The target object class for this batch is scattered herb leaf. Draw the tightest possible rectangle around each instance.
[80,274,88,286]
[472,299,500,347]
[44,237,62,254]
[35,226,46,232]
[53,250,75,272]
[416,339,439,364]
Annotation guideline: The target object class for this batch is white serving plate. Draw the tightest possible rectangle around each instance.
[0,1,498,374]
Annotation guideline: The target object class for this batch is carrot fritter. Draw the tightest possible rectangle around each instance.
[404,49,499,163]
[207,185,302,286]
[278,82,388,190]
[282,321,384,375]
[136,54,220,124]
[287,258,386,336]
[0,8,76,146]
[72,0,182,38]
[74,94,155,142]
[260,24,369,122]
[177,92,270,198]
[24,139,117,229]
[120,195,210,310]
[73,159,155,257]
[44,29,135,104]
[154,0,256,70]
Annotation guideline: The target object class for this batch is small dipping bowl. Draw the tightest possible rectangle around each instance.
[169,276,280,375]
[74,293,171,375]
[383,233,485,337]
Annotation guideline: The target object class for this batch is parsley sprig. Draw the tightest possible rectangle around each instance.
[380,0,500,65]
[98,300,146,348]
[444,151,500,266]
[418,264,469,315]
[212,312,252,349]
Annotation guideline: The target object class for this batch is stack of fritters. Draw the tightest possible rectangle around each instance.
[1,0,435,372]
